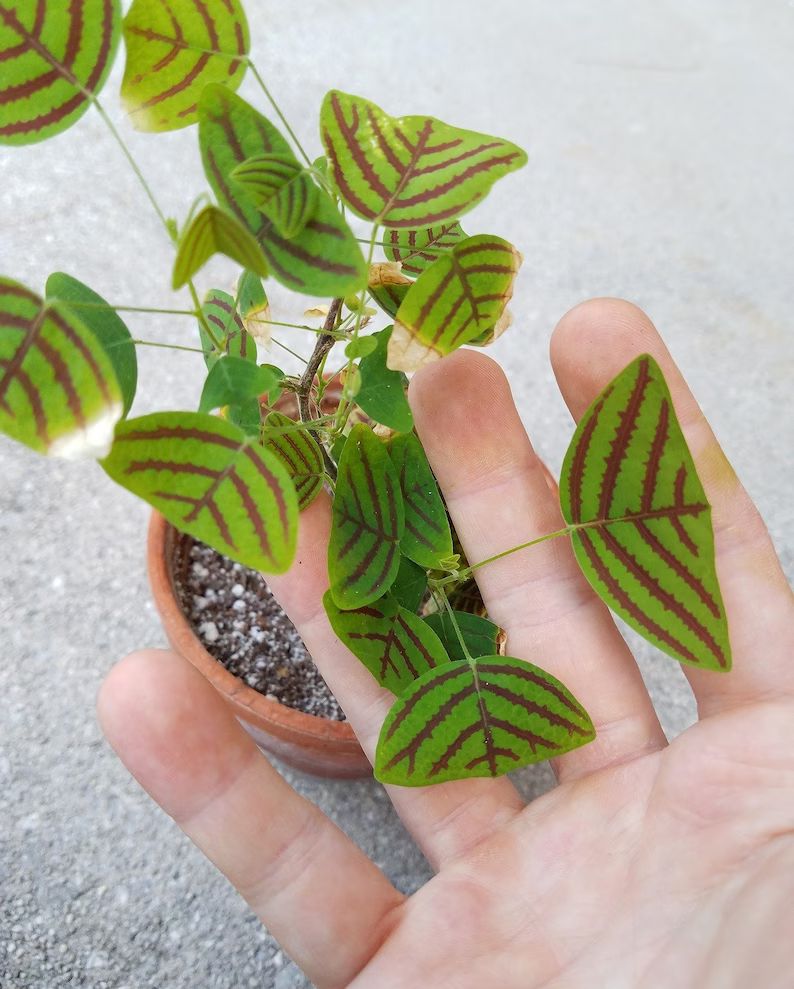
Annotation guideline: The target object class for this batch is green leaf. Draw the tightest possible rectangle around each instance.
[376,657,595,786]
[329,423,404,609]
[0,0,121,145]
[367,263,412,319]
[389,432,453,570]
[560,354,731,672]
[198,356,280,414]
[385,223,468,277]
[45,272,137,417]
[321,91,527,228]
[199,85,366,297]
[236,270,270,342]
[232,154,319,238]
[263,411,325,511]
[199,289,256,369]
[0,278,122,458]
[324,590,449,694]
[391,556,428,613]
[424,611,502,663]
[172,205,269,289]
[354,326,414,434]
[389,235,521,372]
[102,411,297,573]
[226,397,261,438]
[121,0,248,132]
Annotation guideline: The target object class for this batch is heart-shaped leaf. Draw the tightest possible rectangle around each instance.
[263,411,325,511]
[560,354,731,671]
[198,289,256,369]
[324,590,449,695]
[385,223,468,277]
[321,91,527,228]
[121,0,248,132]
[45,272,137,416]
[355,326,413,433]
[389,432,453,570]
[0,278,122,458]
[172,205,270,289]
[367,263,412,319]
[232,154,319,238]
[198,356,280,414]
[328,423,404,609]
[102,411,297,573]
[0,0,121,145]
[389,235,522,372]
[199,85,366,297]
[424,611,502,663]
[376,656,595,786]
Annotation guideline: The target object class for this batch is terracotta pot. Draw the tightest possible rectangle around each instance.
[146,511,371,779]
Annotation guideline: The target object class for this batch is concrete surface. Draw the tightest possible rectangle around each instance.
[1,1,792,986]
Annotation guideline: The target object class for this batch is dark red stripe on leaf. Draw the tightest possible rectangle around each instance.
[37,337,83,425]
[385,665,471,739]
[331,93,391,200]
[485,683,588,735]
[413,141,501,176]
[0,358,48,444]
[487,716,563,755]
[123,459,219,478]
[392,154,522,209]
[599,358,650,518]
[672,467,698,554]
[384,682,477,775]
[366,104,404,174]
[635,520,721,619]
[567,390,611,524]
[117,425,238,448]
[641,398,670,512]
[229,469,273,559]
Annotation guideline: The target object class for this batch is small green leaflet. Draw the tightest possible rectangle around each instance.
[172,205,269,289]
[198,356,280,414]
[376,656,595,786]
[232,154,319,238]
[102,411,297,573]
[121,0,248,132]
[263,411,325,511]
[424,611,502,663]
[389,432,453,570]
[328,424,404,609]
[356,326,414,433]
[321,91,527,228]
[45,272,137,416]
[392,556,428,613]
[367,263,412,320]
[199,85,366,297]
[560,354,731,671]
[236,270,271,344]
[324,590,449,695]
[0,0,121,145]
[389,235,522,372]
[0,278,122,458]
[386,223,468,277]
[198,289,256,369]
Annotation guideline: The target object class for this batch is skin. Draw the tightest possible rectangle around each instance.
[98,300,794,989]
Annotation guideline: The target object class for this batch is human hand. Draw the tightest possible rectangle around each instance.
[98,299,794,989]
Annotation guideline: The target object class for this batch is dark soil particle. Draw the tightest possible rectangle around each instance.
[174,539,346,721]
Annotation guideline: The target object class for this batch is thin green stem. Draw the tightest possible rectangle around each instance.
[357,237,450,258]
[270,336,309,364]
[434,584,474,665]
[440,526,574,586]
[126,339,210,355]
[54,301,198,317]
[246,59,313,168]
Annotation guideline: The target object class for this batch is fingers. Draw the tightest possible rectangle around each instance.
[265,495,525,866]
[550,298,794,716]
[98,649,403,989]
[410,351,667,783]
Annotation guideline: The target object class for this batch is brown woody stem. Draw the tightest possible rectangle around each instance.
[297,297,344,481]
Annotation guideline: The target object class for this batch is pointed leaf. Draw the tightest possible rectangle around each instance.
[198,356,280,414]
[367,263,412,319]
[385,223,467,277]
[355,326,413,433]
[329,424,404,609]
[172,205,269,289]
[0,278,122,458]
[391,556,427,614]
[232,154,319,238]
[199,288,256,369]
[0,0,121,145]
[321,91,527,228]
[423,611,502,664]
[236,270,271,343]
[121,0,248,132]
[389,235,522,372]
[45,272,137,416]
[324,590,449,694]
[199,85,366,296]
[102,411,297,572]
[560,354,731,671]
[389,432,452,569]
[376,656,594,786]
[263,411,324,511]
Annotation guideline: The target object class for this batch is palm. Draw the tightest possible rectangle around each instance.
[100,301,794,989]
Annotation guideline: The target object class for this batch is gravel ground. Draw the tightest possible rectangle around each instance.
[1,2,793,987]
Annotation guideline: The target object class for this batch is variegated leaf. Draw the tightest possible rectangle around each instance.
[236,270,271,344]
[102,411,297,572]
[0,0,121,145]
[121,0,248,132]
[263,411,324,511]
[324,590,449,695]
[172,205,269,289]
[560,355,731,671]
[321,91,527,227]
[385,223,467,277]
[0,278,122,458]
[376,656,595,786]
[389,431,453,570]
[389,235,522,372]
[367,262,411,319]
[232,154,319,238]
[198,288,257,369]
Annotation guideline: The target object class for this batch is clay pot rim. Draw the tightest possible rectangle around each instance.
[147,510,358,746]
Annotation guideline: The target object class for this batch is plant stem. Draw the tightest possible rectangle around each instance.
[434,584,474,664]
[296,298,344,480]
[270,336,309,364]
[55,301,199,317]
[128,339,210,355]
[440,526,574,585]
[246,59,313,168]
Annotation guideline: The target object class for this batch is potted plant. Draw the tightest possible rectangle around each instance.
[0,0,731,786]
